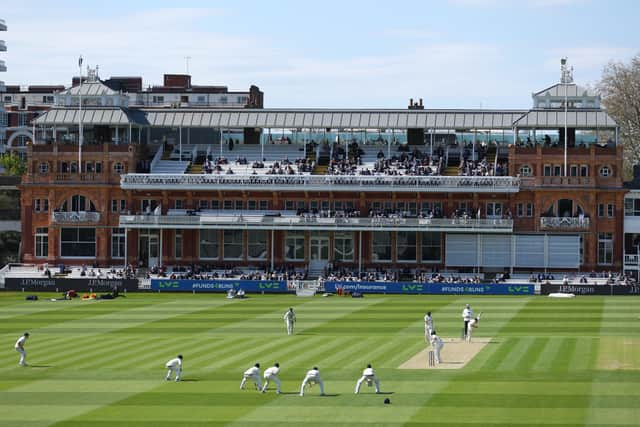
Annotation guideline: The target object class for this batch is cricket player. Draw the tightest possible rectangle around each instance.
[165,355,182,381]
[424,311,434,342]
[300,366,325,396]
[466,312,482,342]
[431,330,444,364]
[354,364,380,394]
[15,332,29,366]
[462,304,474,340]
[261,363,281,394]
[240,363,262,390]
[284,307,296,335]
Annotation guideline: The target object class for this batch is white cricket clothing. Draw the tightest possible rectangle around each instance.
[165,358,182,381]
[462,308,474,321]
[300,369,324,396]
[355,367,380,394]
[241,366,262,390]
[431,335,444,363]
[284,310,296,335]
[15,335,27,366]
[262,366,281,393]
[424,315,433,330]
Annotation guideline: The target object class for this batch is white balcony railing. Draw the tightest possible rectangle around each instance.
[52,211,101,224]
[624,254,639,266]
[120,213,513,232]
[121,173,520,193]
[539,217,590,230]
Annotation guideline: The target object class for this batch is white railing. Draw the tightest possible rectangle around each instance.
[624,254,639,266]
[149,144,164,172]
[120,214,513,232]
[52,211,101,223]
[121,173,520,193]
[539,217,590,229]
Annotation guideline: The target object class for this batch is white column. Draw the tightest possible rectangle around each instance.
[159,229,163,268]
[271,229,275,271]
[124,229,128,270]
[564,83,568,176]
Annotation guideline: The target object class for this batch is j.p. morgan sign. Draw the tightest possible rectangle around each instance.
[4,278,138,292]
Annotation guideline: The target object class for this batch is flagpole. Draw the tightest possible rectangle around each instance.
[78,55,83,173]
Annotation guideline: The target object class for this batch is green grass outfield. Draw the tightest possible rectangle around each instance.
[0,292,639,427]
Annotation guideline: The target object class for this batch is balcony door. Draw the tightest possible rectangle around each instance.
[309,233,330,261]
[139,230,159,268]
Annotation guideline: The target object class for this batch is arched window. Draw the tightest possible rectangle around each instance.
[519,165,532,176]
[60,195,96,212]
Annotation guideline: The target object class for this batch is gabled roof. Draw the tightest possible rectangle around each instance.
[513,109,616,128]
[533,83,597,98]
[58,80,119,97]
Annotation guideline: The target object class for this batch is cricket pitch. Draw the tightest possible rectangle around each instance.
[399,337,492,370]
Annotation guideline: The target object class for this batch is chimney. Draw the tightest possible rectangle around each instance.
[409,98,414,107]
[419,98,423,106]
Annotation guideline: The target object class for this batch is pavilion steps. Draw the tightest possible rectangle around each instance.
[187,164,203,174]
[312,165,328,175]
[443,166,459,176]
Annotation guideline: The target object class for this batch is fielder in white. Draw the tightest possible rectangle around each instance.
[466,312,482,342]
[462,304,474,340]
[284,308,296,335]
[261,363,281,394]
[354,364,380,394]
[300,366,325,396]
[15,332,29,366]
[424,311,434,342]
[430,330,444,364]
[240,363,262,390]
[165,355,183,381]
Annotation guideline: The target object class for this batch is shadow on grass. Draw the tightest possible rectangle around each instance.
[27,365,52,368]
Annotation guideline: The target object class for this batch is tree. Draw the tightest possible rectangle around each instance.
[598,54,640,178]
[0,152,27,176]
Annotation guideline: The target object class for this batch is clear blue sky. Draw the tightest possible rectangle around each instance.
[2,0,639,108]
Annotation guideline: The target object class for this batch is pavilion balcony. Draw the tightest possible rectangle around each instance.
[624,254,638,267]
[52,211,101,224]
[539,217,590,230]
[521,176,594,188]
[120,173,521,193]
[119,212,513,233]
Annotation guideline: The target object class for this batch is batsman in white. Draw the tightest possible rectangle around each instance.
[430,330,444,364]
[240,363,262,390]
[165,355,182,381]
[261,363,281,394]
[284,307,296,335]
[462,304,474,340]
[300,366,325,396]
[15,332,29,366]
[466,312,482,342]
[424,311,434,342]
[354,363,380,394]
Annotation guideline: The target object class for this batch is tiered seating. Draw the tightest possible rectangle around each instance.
[151,160,190,174]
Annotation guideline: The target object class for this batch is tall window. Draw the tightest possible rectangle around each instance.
[372,231,392,262]
[199,230,219,259]
[598,233,613,265]
[486,202,503,218]
[35,227,48,258]
[223,230,243,259]
[334,232,354,262]
[60,228,96,257]
[175,230,183,259]
[396,231,416,262]
[421,232,441,262]
[285,231,305,261]
[248,230,267,259]
[111,228,125,259]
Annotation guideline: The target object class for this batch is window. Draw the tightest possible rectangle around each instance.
[113,162,124,175]
[70,162,78,174]
[421,232,441,262]
[248,231,267,259]
[199,229,219,259]
[60,227,96,257]
[519,165,532,176]
[95,162,102,173]
[285,200,295,211]
[607,204,615,218]
[39,162,49,174]
[526,203,533,217]
[175,230,183,259]
[235,200,244,210]
[152,95,164,103]
[285,231,305,261]
[580,165,589,177]
[570,165,578,177]
[220,96,228,104]
[486,202,503,218]
[111,228,125,259]
[141,199,157,213]
[69,195,95,212]
[174,199,184,210]
[517,202,533,217]
[543,165,552,176]
[259,200,269,210]
[197,95,206,103]
[120,200,126,212]
[199,200,209,210]
[42,95,54,103]
[223,230,243,259]
[34,199,41,213]
[223,200,233,210]
[372,231,392,262]
[553,165,562,176]
[334,232,354,262]
[625,198,640,216]
[598,204,605,217]
[247,200,257,210]
[397,231,417,262]
[599,166,612,177]
[211,200,219,210]
[35,227,48,258]
[598,233,613,265]
[85,162,94,173]
[111,199,118,213]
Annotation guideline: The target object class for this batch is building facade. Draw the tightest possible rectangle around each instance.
[20,65,624,276]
